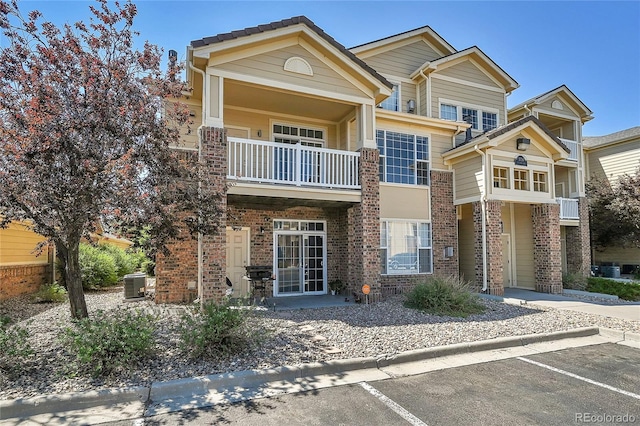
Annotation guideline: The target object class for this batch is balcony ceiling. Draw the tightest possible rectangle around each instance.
[224,80,355,122]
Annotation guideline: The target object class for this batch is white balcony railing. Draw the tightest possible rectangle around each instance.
[559,138,579,161]
[557,197,579,219]
[227,137,360,190]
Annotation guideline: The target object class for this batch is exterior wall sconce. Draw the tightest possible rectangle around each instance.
[260,226,265,234]
[444,246,454,258]
[407,99,416,113]
[517,137,530,151]
[257,129,262,137]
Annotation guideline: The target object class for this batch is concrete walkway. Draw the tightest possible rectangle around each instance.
[502,288,640,321]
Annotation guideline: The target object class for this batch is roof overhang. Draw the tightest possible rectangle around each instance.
[509,85,594,123]
[443,116,569,163]
[188,16,393,103]
[410,46,519,93]
[349,25,456,58]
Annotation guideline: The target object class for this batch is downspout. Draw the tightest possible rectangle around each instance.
[474,144,488,292]
[419,69,430,117]
[189,57,206,304]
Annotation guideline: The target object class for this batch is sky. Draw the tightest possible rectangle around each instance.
[3,1,639,136]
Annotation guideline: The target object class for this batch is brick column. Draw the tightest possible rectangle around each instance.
[348,148,380,300]
[473,200,503,295]
[431,170,459,278]
[565,197,591,277]
[200,127,228,303]
[532,203,562,293]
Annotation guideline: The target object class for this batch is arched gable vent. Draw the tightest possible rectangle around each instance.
[284,57,313,76]
[551,100,564,110]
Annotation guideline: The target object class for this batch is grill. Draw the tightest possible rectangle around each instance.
[245,265,273,302]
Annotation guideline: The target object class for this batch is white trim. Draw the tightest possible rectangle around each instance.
[269,120,327,147]
[380,73,414,85]
[535,106,582,122]
[283,56,313,76]
[431,67,505,93]
[209,68,374,105]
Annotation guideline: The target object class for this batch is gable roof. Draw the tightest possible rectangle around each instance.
[349,25,456,57]
[190,16,393,90]
[410,46,519,93]
[583,126,640,149]
[509,85,593,121]
[443,115,571,162]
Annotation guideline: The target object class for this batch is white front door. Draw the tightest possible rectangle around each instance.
[226,227,250,297]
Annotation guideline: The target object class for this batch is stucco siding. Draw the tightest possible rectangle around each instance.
[360,40,442,77]
[380,184,430,220]
[514,203,535,289]
[217,45,367,98]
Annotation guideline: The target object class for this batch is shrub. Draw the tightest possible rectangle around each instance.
[34,282,68,303]
[404,275,485,318]
[0,317,33,373]
[562,273,588,291]
[79,243,118,289]
[178,300,251,359]
[98,244,135,278]
[61,309,156,377]
[586,277,640,301]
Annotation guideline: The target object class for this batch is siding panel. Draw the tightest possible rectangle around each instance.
[514,204,535,289]
[362,40,442,77]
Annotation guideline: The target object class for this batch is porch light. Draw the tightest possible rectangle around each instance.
[407,99,416,113]
[517,138,530,151]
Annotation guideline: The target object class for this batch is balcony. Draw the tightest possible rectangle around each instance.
[559,138,579,162]
[227,137,360,190]
[557,197,579,219]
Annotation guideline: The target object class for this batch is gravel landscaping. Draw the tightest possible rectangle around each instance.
[1,287,639,400]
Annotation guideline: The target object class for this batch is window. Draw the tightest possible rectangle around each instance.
[533,171,548,192]
[273,123,324,147]
[378,84,399,112]
[482,112,497,131]
[377,130,429,185]
[514,169,528,190]
[493,167,508,188]
[380,221,432,275]
[440,104,457,121]
[440,100,498,131]
[462,108,478,129]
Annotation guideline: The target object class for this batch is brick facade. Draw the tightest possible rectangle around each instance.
[565,197,591,277]
[473,200,504,295]
[532,203,562,293]
[200,127,228,303]
[155,227,198,303]
[348,148,381,300]
[0,264,49,300]
[430,170,459,278]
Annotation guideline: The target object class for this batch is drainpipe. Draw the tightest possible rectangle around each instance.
[189,56,206,304]
[474,144,488,292]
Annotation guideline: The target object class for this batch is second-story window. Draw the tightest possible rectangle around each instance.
[273,123,324,147]
[533,171,548,192]
[482,112,497,131]
[440,104,457,121]
[378,84,400,112]
[493,167,509,188]
[377,130,429,186]
[514,169,529,190]
[440,100,499,132]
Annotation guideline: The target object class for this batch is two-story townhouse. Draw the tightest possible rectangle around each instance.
[583,126,640,275]
[155,16,592,304]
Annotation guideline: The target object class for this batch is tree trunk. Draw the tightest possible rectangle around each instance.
[58,240,89,319]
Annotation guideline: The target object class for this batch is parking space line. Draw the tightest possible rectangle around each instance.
[359,382,428,426]
[517,357,640,400]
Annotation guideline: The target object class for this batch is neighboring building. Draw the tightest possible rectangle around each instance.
[155,16,593,303]
[0,222,132,300]
[583,126,640,274]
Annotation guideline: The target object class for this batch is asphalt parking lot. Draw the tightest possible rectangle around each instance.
[105,342,639,425]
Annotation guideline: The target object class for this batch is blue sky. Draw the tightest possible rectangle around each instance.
[4,1,639,136]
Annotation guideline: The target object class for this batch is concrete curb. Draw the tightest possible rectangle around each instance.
[0,386,149,420]
[0,326,633,421]
[563,289,619,300]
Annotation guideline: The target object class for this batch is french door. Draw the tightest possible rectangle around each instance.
[274,222,326,296]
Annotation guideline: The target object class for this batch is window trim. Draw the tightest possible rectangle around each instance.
[270,121,327,147]
[377,82,400,112]
[380,220,433,275]
[438,98,500,131]
[377,129,430,186]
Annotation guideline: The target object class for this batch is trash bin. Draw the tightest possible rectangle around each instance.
[601,266,620,279]
[124,273,146,298]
